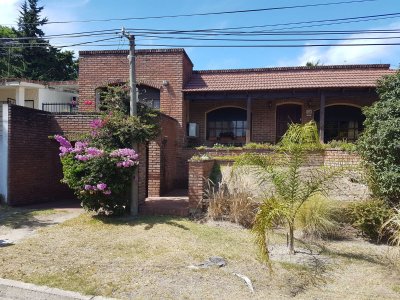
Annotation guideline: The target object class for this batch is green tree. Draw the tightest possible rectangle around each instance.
[357,71,400,203]
[14,0,77,80]
[0,25,23,77]
[235,122,342,265]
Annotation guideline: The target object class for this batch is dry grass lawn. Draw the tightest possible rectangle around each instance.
[0,213,400,299]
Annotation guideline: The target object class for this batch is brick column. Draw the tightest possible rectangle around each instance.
[188,159,215,214]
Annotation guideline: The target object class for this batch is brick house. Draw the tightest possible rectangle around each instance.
[75,48,393,199]
[0,48,394,207]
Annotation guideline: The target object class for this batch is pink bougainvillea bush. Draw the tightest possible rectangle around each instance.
[55,134,138,215]
[55,84,160,215]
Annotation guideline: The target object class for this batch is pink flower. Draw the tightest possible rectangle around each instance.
[97,183,107,191]
[90,119,104,130]
[84,184,92,190]
[103,190,111,195]
[54,135,72,149]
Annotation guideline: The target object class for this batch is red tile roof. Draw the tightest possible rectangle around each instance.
[183,64,395,92]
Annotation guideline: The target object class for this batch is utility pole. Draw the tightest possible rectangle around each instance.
[122,28,139,216]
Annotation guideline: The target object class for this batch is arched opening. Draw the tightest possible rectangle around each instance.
[314,105,365,142]
[206,107,247,144]
[276,104,302,141]
[95,84,160,112]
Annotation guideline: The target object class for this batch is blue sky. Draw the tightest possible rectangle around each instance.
[1,0,400,69]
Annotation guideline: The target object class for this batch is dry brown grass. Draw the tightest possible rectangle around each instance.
[0,213,399,299]
[206,180,258,228]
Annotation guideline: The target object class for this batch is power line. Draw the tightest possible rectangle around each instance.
[2,0,377,26]
[127,12,400,34]
[2,12,399,41]
[2,41,400,49]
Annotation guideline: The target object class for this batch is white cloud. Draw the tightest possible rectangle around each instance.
[295,22,400,66]
[0,0,21,26]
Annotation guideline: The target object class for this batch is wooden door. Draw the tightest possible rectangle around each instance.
[276,104,302,142]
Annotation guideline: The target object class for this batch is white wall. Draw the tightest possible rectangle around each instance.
[0,104,8,203]
[38,88,78,112]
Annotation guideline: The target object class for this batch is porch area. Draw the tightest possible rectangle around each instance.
[185,88,375,146]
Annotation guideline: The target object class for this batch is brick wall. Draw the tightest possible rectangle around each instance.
[7,107,150,206]
[148,114,180,197]
[188,159,215,214]
[7,105,73,205]
[194,148,360,167]
[52,113,99,138]
[187,149,361,210]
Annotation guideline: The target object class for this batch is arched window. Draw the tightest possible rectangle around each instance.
[314,105,365,142]
[95,84,160,112]
[207,107,247,142]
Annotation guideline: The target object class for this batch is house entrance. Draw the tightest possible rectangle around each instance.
[276,104,302,141]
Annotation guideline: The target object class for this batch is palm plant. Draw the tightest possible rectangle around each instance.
[235,121,343,264]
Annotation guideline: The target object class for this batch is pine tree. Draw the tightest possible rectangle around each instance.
[15,0,77,81]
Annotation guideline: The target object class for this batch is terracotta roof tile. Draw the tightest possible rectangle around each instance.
[183,64,395,92]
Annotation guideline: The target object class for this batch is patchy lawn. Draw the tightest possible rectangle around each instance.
[0,213,399,299]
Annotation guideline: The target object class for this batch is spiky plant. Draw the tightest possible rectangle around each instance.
[382,207,400,247]
[235,121,344,265]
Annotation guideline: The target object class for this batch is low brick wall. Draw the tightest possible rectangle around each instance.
[187,148,362,212]
[324,149,361,166]
[195,148,361,167]
[188,159,215,214]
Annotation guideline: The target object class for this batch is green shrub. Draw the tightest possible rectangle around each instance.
[348,199,393,242]
[357,71,400,202]
[326,140,357,152]
[242,142,274,150]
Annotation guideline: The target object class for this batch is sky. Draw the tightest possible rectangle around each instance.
[1,0,400,70]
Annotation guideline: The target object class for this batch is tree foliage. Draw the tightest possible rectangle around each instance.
[0,0,77,80]
[357,71,400,203]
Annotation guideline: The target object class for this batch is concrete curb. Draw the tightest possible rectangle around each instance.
[0,278,117,300]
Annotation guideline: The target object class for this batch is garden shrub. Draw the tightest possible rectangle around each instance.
[357,71,400,203]
[348,199,393,242]
[326,140,357,152]
[55,84,160,215]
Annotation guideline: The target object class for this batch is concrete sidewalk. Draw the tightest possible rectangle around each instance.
[0,278,116,300]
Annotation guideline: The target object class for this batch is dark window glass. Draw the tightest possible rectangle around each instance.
[207,107,247,140]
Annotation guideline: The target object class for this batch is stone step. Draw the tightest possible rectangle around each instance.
[139,198,189,217]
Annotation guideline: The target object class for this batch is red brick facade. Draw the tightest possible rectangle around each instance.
[7,105,73,205]
[188,159,215,214]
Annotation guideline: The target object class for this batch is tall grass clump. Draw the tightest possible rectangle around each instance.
[296,196,340,239]
[206,177,258,229]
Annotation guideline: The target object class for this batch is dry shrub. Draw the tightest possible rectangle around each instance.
[206,179,258,228]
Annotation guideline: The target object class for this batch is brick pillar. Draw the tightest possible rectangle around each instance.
[188,159,215,214]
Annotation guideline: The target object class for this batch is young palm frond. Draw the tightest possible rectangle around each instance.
[235,121,345,265]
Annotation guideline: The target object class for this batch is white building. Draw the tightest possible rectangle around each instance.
[0,78,78,111]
